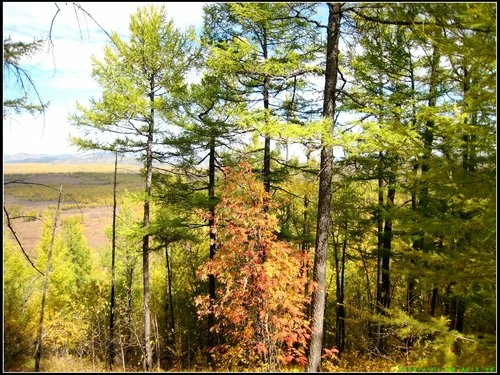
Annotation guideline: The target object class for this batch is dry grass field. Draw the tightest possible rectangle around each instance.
[3,163,144,254]
[3,162,142,174]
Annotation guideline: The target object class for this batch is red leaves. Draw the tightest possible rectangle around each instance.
[322,346,340,360]
[196,160,310,370]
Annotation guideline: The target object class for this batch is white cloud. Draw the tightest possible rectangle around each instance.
[3,2,206,156]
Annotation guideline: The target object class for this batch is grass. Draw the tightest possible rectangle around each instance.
[4,354,141,373]
[4,171,144,207]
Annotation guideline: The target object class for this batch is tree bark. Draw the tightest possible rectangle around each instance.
[334,228,347,354]
[375,163,396,354]
[306,3,342,372]
[262,27,271,204]
[302,193,311,320]
[207,133,217,365]
[142,80,155,371]
[125,264,134,366]
[108,151,118,369]
[165,244,175,338]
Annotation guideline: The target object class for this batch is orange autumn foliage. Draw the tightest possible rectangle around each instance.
[195,160,310,371]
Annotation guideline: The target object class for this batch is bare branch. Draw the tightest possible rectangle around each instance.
[3,205,44,276]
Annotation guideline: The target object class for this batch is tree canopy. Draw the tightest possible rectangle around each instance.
[3,2,496,373]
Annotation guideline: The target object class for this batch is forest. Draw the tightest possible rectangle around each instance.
[3,2,496,372]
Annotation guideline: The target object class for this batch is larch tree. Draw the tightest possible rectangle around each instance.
[338,1,495,353]
[3,37,48,118]
[202,2,323,206]
[306,3,342,372]
[69,4,197,370]
[164,70,247,359]
[410,2,496,333]
[342,9,420,352]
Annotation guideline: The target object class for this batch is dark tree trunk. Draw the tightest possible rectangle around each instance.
[165,244,175,337]
[306,3,342,372]
[125,265,134,365]
[455,298,465,333]
[371,156,384,348]
[375,161,396,355]
[381,172,395,311]
[430,288,438,317]
[334,229,347,354]
[207,134,217,366]
[108,152,118,369]
[262,28,271,204]
[302,194,311,320]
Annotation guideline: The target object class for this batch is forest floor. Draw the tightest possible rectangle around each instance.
[1,352,404,372]
[7,348,497,373]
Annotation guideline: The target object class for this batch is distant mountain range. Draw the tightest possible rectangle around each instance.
[3,151,142,165]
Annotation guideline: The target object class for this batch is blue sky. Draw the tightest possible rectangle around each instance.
[3,2,206,155]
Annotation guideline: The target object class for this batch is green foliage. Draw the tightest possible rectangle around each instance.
[69,4,198,156]
[3,37,49,118]
[4,3,496,372]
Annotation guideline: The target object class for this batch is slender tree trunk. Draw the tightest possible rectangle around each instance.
[334,226,347,354]
[108,152,118,369]
[455,298,465,333]
[262,28,271,204]
[125,264,134,366]
[381,177,395,312]
[142,82,155,371]
[409,42,438,318]
[407,44,420,318]
[34,185,63,372]
[407,281,415,315]
[375,164,396,354]
[371,156,384,348]
[339,232,346,352]
[430,287,438,317]
[165,244,175,338]
[207,134,217,365]
[408,162,417,316]
[302,193,311,320]
[306,3,342,372]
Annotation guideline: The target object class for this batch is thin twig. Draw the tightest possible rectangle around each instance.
[3,205,44,276]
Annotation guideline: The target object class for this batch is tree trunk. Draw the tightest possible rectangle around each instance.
[302,193,311,320]
[306,3,342,372]
[334,229,347,354]
[125,264,134,366]
[262,27,271,204]
[34,185,63,372]
[409,41,438,317]
[380,184,394,311]
[108,152,118,369]
[208,134,217,362]
[430,288,438,317]
[375,164,396,354]
[165,244,175,339]
[371,156,384,348]
[142,82,155,371]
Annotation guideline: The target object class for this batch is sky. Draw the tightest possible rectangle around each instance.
[3,2,206,156]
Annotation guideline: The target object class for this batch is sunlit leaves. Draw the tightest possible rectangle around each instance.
[196,161,310,371]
